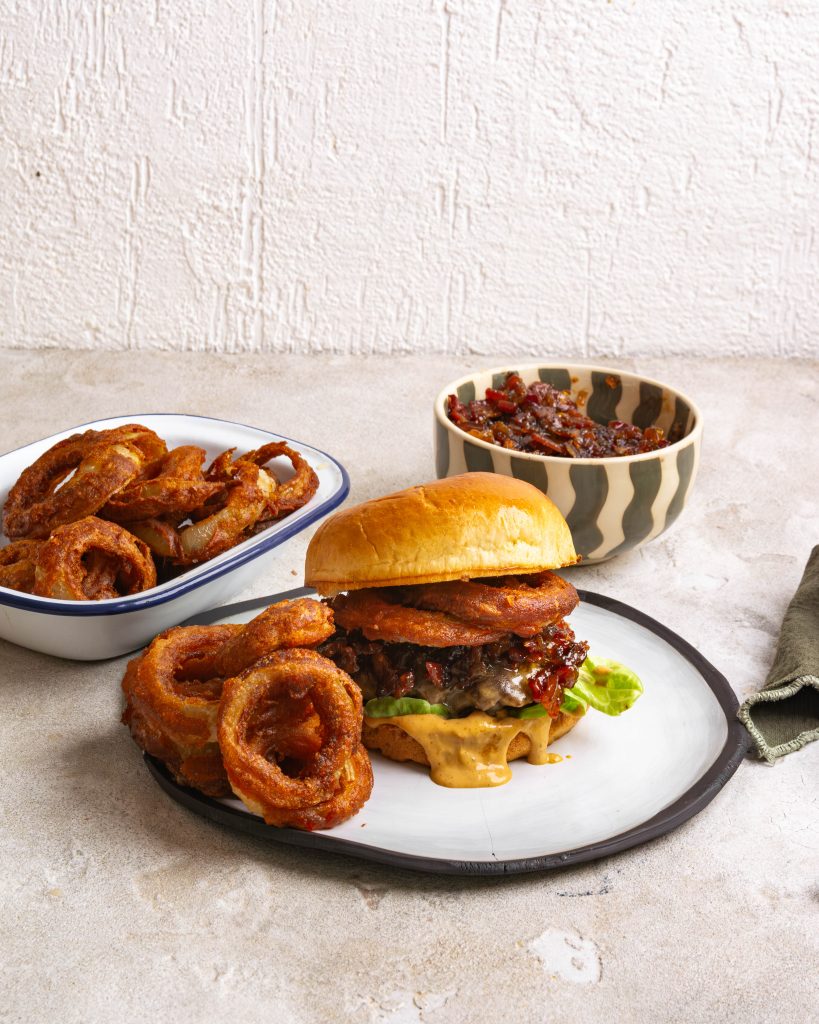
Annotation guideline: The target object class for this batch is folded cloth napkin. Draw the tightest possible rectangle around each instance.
[738,545,819,763]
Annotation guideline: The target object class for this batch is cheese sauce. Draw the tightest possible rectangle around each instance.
[364,711,557,788]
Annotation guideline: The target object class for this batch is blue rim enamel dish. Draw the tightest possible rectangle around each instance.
[434,364,704,565]
[144,587,749,876]
[0,415,349,659]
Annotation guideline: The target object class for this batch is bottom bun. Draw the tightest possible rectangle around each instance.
[362,710,582,767]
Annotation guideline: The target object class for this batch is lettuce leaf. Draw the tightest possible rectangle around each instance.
[364,696,451,718]
[508,655,643,718]
[564,655,644,716]
[505,703,551,719]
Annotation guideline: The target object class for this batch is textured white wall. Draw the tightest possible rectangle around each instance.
[1,1,817,357]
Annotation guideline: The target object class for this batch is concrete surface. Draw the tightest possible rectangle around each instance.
[0,352,817,1024]
[2,3,819,358]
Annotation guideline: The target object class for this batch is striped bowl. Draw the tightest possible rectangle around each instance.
[434,364,702,564]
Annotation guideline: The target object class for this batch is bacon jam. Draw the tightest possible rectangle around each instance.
[447,373,669,458]
[319,619,589,717]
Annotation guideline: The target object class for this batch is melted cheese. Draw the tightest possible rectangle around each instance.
[365,711,559,788]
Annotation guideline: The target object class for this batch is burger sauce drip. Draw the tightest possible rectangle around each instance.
[364,711,557,788]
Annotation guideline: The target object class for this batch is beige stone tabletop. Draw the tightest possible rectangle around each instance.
[1,352,816,1024]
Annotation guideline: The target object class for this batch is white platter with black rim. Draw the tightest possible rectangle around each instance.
[145,587,748,875]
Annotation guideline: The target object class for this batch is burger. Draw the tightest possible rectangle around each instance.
[305,473,642,788]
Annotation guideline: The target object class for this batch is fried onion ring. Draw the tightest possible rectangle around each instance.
[398,571,579,637]
[196,598,336,680]
[33,516,157,600]
[4,440,148,540]
[218,649,371,829]
[331,589,505,647]
[0,540,44,593]
[98,424,168,464]
[102,445,222,522]
[152,443,320,564]
[3,425,165,539]
[121,624,238,796]
[174,461,269,564]
[235,442,320,519]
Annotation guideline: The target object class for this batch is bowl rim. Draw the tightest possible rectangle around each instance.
[434,362,703,466]
[0,413,350,618]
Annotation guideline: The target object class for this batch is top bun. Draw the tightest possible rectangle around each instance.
[305,473,579,596]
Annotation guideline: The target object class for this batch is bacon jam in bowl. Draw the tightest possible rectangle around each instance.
[434,364,702,564]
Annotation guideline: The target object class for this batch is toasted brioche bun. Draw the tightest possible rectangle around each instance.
[361,710,582,766]
[305,473,578,596]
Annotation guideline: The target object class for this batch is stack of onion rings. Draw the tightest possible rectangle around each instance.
[0,425,319,600]
[332,572,579,646]
[122,624,238,795]
[121,599,371,830]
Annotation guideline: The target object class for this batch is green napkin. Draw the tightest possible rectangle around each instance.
[737,545,819,763]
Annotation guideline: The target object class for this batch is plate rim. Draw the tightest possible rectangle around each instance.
[144,586,750,876]
[0,415,350,616]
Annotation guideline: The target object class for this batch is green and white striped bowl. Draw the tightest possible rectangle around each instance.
[434,364,702,564]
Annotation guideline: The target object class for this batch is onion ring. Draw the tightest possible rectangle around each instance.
[3,425,165,539]
[217,649,371,829]
[33,516,157,600]
[99,424,168,464]
[102,445,222,522]
[235,442,319,519]
[331,589,505,647]
[0,540,44,593]
[168,443,318,561]
[4,440,147,540]
[195,597,336,680]
[174,461,269,564]
[398,571,579,637]
[121,624,238,796]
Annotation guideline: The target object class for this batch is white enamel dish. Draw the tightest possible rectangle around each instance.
[0,417,349,660]
[145,587,749,875]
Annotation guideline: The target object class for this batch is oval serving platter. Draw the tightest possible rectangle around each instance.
[145,587,749,875]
